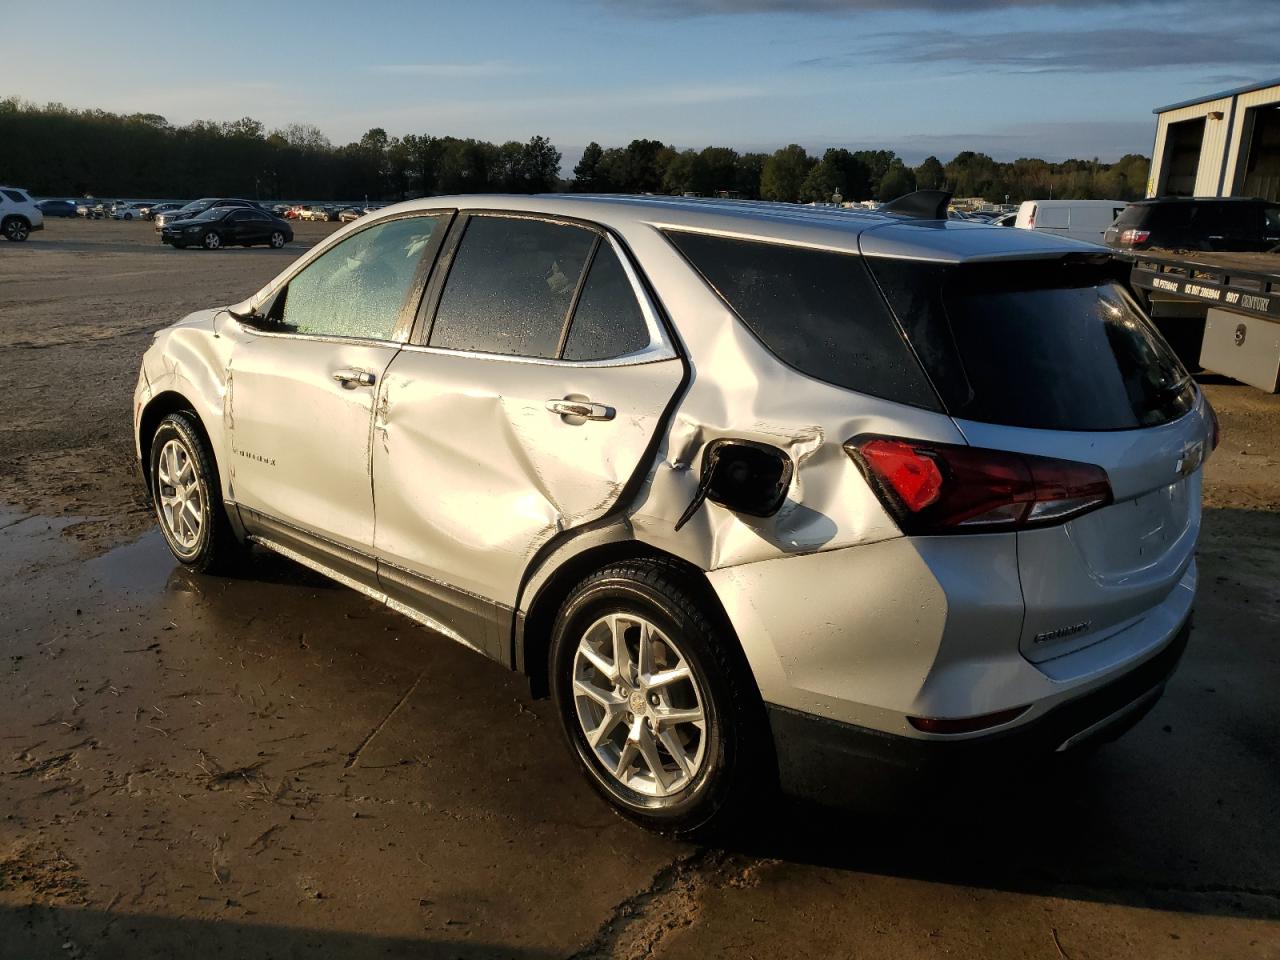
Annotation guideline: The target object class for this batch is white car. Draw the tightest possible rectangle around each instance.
[1015,200,1128,244]
[134,193,1211,834]
[112,201,154,221]
[0,186,45,241]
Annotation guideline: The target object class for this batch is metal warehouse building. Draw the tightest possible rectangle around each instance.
[1147,77,1280,200]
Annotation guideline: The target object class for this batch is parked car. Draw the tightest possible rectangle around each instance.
[154,197,258,231]
[112,201,155,221]
[1014,199,1126,245]
[1104,197,1280,252]
[989,211,1017,227]
[36,199,78,218]
[0,186,45,240]
[298,205,335,222]
[337,206,364,223]
[146,202,184,221]
[134,193,1212,835]
[160,205,293,249]
[283,205,306,220]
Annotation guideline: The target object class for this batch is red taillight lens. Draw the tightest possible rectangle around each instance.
[1117,228,1150,246]
[846,435,1112,534]
[907,705,1029,735]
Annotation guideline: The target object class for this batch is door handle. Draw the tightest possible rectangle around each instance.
[546,398,615,421]
[333,368,376,387]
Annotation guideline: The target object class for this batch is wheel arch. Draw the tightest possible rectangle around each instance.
[516,534,747,701]
[138,391,206,497]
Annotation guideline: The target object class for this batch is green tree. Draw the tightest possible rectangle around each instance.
[760,144,814,202]
[877,161,916,201]
[573,142,605,191]
[915,155,945,190]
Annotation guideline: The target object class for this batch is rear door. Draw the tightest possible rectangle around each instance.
[869,255,1211,662]
[371,212,683,657]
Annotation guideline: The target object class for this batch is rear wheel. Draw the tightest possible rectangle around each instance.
[202,231,221,250]
[149,412,241,573]
[3,217,30,241]
[549,558,770,837]
[270,231,286,248]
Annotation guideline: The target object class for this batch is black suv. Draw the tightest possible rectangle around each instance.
[1105,197,1280,252]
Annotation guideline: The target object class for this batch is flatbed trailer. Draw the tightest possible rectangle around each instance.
[1125,248,1280,392]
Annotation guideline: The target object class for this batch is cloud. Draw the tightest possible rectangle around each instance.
[368,62,529,78]
[799,26,1280,73]
[604,0,1171,10]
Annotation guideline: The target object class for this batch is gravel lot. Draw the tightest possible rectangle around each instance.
[1,217,1278,959]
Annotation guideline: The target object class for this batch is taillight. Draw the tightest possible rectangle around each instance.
[1116,228,1150,246]
[845,435,1112,534]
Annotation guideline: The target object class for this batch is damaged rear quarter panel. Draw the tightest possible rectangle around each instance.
[603,222,969,574]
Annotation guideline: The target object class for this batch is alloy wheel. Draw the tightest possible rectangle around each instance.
[5,220,29,241]
[572,613,707,798]
[270,231,285,248]
[204,232,220,249]
[156,438,204,553]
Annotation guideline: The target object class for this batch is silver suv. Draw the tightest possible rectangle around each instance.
[134,194,1213,834]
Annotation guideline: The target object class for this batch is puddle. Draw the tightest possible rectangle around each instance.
[84,528,175,595]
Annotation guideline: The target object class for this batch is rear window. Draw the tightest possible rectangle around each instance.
[870,258,1196,431]
[663,231,939,409]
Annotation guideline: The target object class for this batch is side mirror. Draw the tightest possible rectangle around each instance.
[675,439,794,531]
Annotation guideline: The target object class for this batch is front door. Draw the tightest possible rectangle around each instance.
[372,213,684,658]
[227,212,451,559]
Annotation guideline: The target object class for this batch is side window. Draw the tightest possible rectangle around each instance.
[562,243,651,361]
[665,230,939,409]
[429,216,595,358]
[1038,206,1069,229]
[279,214,447,340]
[2,189,27,204]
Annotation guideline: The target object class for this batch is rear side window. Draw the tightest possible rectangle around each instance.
[430,216,595,359]
[870,258,1196,431]
[2,189,28,203]
[562,243,650,361]
[663,231,939,409]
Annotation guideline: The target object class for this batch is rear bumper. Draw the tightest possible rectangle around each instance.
[768,615,1190,801]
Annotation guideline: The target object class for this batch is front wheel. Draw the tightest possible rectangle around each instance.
[549,558,771,837]
[149,412,241,573]
[3,218,30,241]
[270,231,286,248]
[202,231,221,250]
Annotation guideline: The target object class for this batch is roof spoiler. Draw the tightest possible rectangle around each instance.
[880,190,952,220]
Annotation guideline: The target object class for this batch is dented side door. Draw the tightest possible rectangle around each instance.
[370,215,684,659]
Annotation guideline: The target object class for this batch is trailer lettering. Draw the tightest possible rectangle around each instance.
[1184,283,1221,301]
[1225,291,1241,305]
[1152,277,1180,293]
[1240,293,1271,312]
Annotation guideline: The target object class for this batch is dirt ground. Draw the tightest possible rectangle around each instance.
[0,218,1278,959]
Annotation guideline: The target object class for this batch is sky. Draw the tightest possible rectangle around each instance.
[3,0,1278,171]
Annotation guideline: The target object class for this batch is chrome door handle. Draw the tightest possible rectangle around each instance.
[546,398,615,421]
[333,368,376,387]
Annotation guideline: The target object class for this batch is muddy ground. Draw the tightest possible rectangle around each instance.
[0,218,1278,959]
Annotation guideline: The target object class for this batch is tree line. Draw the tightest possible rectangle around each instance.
[1,98,1149,204]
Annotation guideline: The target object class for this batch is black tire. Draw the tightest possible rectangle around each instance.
[202,231,221,250]
[149,411,241,574]
[270,231,286,248]
[124,212,133,220]
[548,557,771,838]
[3,217,30,241]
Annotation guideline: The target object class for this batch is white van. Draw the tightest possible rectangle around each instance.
[1015,200,1126,245]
